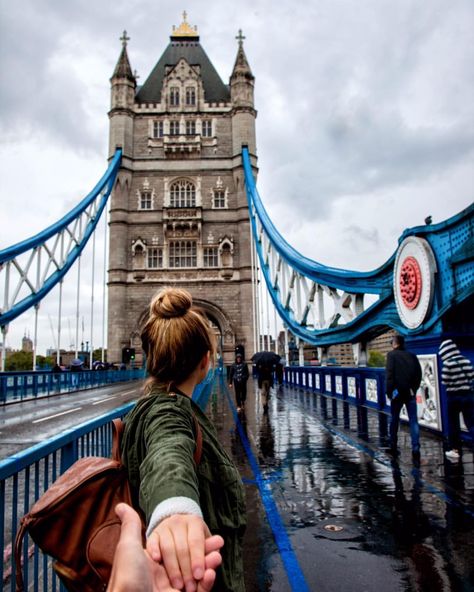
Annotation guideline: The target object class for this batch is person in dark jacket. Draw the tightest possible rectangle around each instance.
[228,354,249,412]
[122,287,246,592]
[438,339,474,461]
[385,334,422,460]
[256,360,274,412]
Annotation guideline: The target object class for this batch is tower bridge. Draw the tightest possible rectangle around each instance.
[0,13,473,592]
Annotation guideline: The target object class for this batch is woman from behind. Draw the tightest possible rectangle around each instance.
[121,287,246,592]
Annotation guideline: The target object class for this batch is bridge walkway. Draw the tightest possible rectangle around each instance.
[209,376,474,591]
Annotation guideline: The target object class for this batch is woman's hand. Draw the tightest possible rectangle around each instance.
[146,514,224,592]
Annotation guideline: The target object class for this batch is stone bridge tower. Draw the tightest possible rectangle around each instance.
[107,14,257,365]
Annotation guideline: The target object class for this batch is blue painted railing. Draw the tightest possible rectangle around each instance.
[0,378,212,591]
[283,364,473,445]
[0,368,146,404]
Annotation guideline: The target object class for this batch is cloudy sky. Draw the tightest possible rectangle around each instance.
[1,0,473,356]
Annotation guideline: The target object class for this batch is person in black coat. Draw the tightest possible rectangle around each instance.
[385,334,422,460]
[229,354,249,412]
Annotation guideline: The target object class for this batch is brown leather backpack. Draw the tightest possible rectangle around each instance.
[14,417,202,592]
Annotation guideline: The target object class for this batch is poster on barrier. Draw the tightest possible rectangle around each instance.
[400,354,441,431]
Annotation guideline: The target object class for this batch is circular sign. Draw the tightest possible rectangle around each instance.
[399,256,422,309]
[393,237,436,329]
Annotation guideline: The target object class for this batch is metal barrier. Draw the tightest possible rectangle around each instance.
[0,368,146,404]
[0,377,212,591]
[284,364,448,438]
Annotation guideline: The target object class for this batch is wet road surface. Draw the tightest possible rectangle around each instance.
[206,376,474,592]
[0,383,141,458]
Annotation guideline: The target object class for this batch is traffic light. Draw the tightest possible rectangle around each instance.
[122,347,136,363]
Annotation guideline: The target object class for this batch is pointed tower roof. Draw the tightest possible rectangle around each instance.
[136,14,230,103]
[111,30,136,83]
[231,30,254,81]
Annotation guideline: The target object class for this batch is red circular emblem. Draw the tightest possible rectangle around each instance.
[399,256,422,309]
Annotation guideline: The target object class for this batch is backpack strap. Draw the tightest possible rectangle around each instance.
[14,518,27,591]
[111,418,125,463]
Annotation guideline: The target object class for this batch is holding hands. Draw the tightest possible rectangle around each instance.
[108,505,223,592]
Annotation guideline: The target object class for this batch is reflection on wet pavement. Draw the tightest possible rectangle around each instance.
[204,377,474,592]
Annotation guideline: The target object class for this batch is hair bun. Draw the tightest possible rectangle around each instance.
[151,288,192,319]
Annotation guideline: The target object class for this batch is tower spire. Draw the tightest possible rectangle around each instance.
[112,31,135,83]
[231,29,254,82]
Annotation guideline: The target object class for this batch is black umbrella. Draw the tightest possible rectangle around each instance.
[251,351,281,366]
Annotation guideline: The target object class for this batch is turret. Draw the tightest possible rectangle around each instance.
[108,31,136,159]
[230,31,256,156]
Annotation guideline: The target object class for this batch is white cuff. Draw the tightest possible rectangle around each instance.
[146,496,203,538]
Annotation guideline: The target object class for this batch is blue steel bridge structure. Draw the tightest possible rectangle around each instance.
[1,148,473,366]
[0,149,473,591]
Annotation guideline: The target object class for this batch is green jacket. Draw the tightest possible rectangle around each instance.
[121,387,246,591]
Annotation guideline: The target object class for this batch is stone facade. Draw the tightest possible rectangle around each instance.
[107,19,257,365]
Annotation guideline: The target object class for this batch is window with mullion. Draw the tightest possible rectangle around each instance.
[140,191,152,210]
[202,120,212,137]
[153,121,164,138]
[214,190,226,208]
[203,246,219,267]
[147,248,163,268]
[169,120,180,136]
[170,87,180,106]
[185,87,196,106]
[186,120,196,136]
[170,180,196,207]
[169,241,197,268]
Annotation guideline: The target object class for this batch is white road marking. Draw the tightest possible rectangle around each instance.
[32,407,83,424]
[120,389,138,396]
[92,395,118,405]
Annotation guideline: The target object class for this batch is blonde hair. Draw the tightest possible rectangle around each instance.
[141,287,216,391]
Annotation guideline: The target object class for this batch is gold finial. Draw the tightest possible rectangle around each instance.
[172,11,199,37]
[236,29,246,47]
[120,30,130,47]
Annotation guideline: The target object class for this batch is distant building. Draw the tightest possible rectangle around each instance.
[22,334,33,353]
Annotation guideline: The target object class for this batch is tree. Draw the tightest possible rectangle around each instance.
[36,355,55,369]
[367,350,386,368]
[93,348,107,362]
[5,351,33,371]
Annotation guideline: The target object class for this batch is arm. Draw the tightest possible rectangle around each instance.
[228,365,234,384]
[139,402,215,590]
[413,355,422,392]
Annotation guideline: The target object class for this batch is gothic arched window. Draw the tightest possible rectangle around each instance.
[170,180,196,208]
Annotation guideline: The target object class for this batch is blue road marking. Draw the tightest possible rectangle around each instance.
[223,384,311,592]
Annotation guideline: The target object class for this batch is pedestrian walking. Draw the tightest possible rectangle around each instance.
[256,360,274,413]
[385,334,422,461]
[438,339,474,461]
[229,354,249,412]
[121,287,246,592]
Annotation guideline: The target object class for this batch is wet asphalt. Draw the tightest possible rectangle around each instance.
[205,376,474,592]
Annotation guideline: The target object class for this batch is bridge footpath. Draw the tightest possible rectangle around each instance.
[1,374,473,591]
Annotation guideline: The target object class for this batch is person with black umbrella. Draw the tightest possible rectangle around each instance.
[252,351,280,413]
[229,354,249,412]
